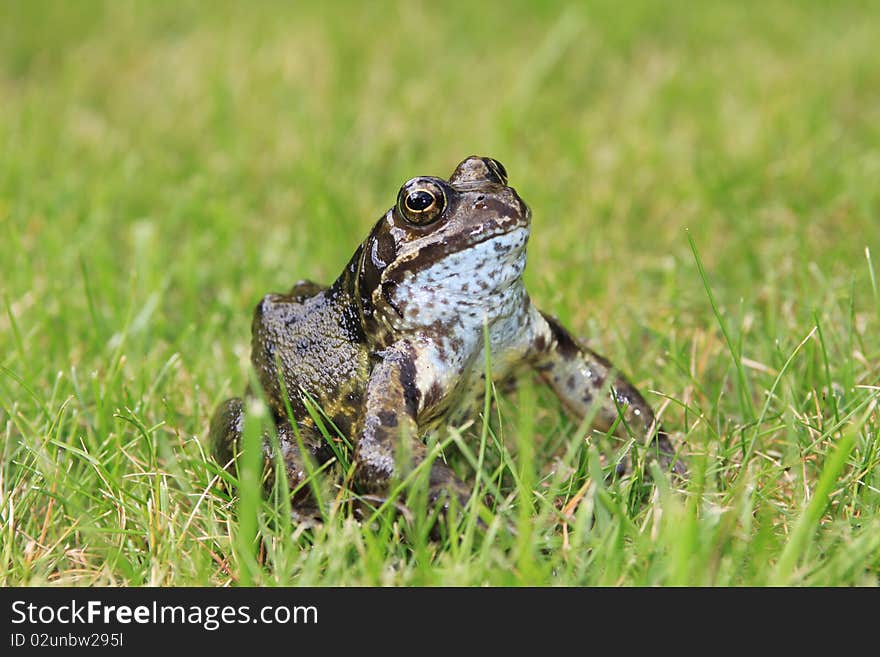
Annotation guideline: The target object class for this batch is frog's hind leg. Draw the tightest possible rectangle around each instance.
[208,396,329,519]
[209,397,246,474]
[528,311,686,477]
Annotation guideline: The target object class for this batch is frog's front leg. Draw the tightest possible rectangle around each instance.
[527,310,686,476]
[353,342,471,511]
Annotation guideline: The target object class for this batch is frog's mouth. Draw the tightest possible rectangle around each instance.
[390,211,530,271]
[379,227,530,327]
[393,226,530,290]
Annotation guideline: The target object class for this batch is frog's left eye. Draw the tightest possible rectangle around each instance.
[485,158,508,185]
[397,180,446,225]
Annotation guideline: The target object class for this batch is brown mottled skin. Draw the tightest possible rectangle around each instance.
[209,156,685,519]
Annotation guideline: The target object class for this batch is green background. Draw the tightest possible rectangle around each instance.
[1,0,878,585]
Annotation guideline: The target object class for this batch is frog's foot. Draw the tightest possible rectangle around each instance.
[612,429,687,480]
[353,465,476,521]
[652,429,688,478]
[423,463,493,539]
[426,463,476,515]
[352,494,415,525]
[289,505,325,528]
[353,462,484,537]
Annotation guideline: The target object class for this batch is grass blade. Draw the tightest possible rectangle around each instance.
[687,231,756,423]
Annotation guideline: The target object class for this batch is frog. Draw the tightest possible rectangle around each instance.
[209,155,685,520]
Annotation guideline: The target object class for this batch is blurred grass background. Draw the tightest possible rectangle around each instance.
[1,0,878,585]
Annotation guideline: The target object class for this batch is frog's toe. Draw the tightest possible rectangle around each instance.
[609,430,686,482]
[425,485,490,540]
[426,485,470,512]
[653,430,688,479]
[426,477,490,526]
[353,494,415,525]
[289,504,325,528]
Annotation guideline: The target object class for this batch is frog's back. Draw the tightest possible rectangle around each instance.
[251,281,370,430]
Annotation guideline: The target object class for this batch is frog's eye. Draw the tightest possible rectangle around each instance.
[397,181,446,225]
[485,158,508,185]
[406,190,435,212]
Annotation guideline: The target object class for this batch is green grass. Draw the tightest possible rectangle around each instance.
[1,0,879,586]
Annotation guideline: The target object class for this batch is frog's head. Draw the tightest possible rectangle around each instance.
[356,155,532,332]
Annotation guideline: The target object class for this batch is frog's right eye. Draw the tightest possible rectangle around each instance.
[397,179,446,225]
